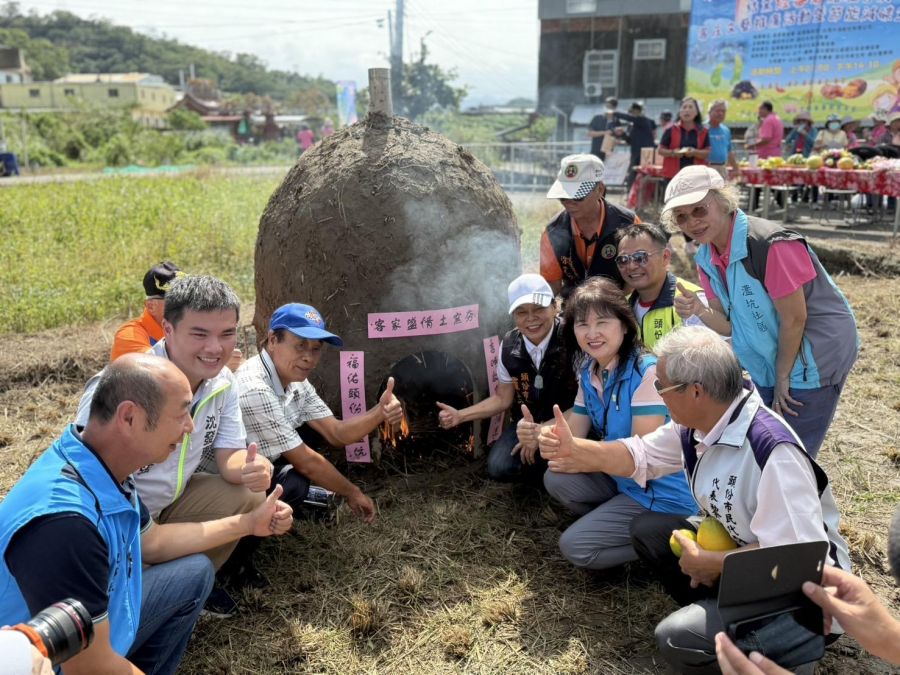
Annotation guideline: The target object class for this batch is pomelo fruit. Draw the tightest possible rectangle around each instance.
[669,529,697,557]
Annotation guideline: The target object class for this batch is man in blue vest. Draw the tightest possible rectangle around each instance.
[0,354,294,675]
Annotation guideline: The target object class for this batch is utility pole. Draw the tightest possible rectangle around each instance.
[389,0,404,115]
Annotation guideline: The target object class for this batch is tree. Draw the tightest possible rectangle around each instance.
[399,39,467,121]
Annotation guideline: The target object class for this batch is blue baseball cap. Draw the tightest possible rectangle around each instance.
[269,303,343,346]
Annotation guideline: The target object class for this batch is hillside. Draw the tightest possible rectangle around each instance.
[0,3,334,103]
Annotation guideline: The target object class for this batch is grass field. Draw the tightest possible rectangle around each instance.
[0,173,898,673]
[0,171,282,333]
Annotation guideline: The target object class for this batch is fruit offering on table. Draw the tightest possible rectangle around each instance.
[757,156,787,170]
[806,155,824,170]
[820,149,858,170]
[786,153,806,166]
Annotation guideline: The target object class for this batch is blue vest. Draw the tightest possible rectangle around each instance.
[580,354,697,514]
[695,210,857,389]
[0,426,143,656]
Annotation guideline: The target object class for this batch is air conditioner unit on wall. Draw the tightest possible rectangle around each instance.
[583,50,618,99]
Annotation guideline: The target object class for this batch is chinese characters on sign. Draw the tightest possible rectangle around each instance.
[367,304,480,339]
[339,351,371,463]
[482,336,503,445]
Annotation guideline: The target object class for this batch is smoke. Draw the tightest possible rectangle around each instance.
[378,197,521,331]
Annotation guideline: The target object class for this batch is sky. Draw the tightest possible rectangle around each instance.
[18,1,541,107]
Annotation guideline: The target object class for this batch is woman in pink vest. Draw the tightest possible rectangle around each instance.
[658,97,711,180]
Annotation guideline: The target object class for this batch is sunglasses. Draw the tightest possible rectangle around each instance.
[673,202,710,226]
[615,249,662,267]
[654,379,688,395]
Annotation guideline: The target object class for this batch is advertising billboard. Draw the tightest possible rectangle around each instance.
[686,0,900,123]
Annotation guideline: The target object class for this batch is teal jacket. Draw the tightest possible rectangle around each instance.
[695,210,858,389]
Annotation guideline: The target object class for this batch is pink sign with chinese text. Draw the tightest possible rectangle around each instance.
[340,351,371,463]
[482,336,503,445]
[367,304,479,339]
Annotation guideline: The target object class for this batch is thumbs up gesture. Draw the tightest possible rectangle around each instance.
[379,377,403,427]
[516,404,540,452]
[436,401,460,429]
[674,282,704,320]
[241,442,273,493]
[542,405,585,474]
[247,484,294,537]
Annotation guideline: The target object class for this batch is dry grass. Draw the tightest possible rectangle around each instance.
[0,239,899,673]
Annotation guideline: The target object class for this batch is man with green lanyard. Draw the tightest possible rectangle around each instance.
[76,275,272,617]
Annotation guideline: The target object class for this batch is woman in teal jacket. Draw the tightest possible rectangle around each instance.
[665,165,858,458]
[542,277,697,570]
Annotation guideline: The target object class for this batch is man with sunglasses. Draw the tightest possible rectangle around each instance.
[541,154,640,300]
[614,223,707,350]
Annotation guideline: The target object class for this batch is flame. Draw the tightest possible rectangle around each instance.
[380,408,410,449]
[465,434,474,455]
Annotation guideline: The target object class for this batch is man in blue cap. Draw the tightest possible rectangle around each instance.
[222,303,403,588]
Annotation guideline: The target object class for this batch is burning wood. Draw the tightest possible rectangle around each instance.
[380,408,410,449]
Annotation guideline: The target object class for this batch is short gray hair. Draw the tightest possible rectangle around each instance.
[163,275,240,327]
[654,326,742,403]
[90,355,167,429]
[661,184,742,232]
[708,99,728,113]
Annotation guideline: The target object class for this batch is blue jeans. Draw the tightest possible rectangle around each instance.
[757,374,848,459]
[128,554,214,675]
[486,424,547,483]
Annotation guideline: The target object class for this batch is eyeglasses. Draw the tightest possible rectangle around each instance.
[654,379,688,395]
[614,249,662,267]
[673,202,710,226]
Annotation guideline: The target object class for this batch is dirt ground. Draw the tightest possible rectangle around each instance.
[0,241,898,674]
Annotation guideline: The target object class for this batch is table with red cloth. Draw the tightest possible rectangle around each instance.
[739,167,900,234]
[627,165,665,210]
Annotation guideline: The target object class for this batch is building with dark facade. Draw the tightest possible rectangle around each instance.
[538,0,690,137]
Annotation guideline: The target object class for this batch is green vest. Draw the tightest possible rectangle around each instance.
[631,273,702,350]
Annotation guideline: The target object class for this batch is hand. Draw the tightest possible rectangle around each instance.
[347,490,377,524]
[674,530,725,588]
[802,566,900,657]
[511,441,538,465]
[241,443,273,492]
[771,377,802,418]
[540,405,574,464]
[227,348,243,372]
[674,282,706,320]
[715,632,790,675]
[515,404,540,452]
[248,484,294,537]
[379,377,403,427]
[436,401,461,429]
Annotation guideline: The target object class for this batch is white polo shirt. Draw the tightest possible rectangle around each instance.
[75,340,246,518]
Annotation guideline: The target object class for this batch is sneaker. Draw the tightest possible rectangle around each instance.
[201,584,238,618]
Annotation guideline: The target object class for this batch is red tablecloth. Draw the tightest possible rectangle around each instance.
[628,166,900,208]
[739,167,900,198]
[628,165,665,209]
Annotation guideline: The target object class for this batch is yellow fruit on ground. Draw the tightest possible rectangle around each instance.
[669,529,697,557]
[837,156,856,170]
[696,517,738,552]
[807,156,823,170]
